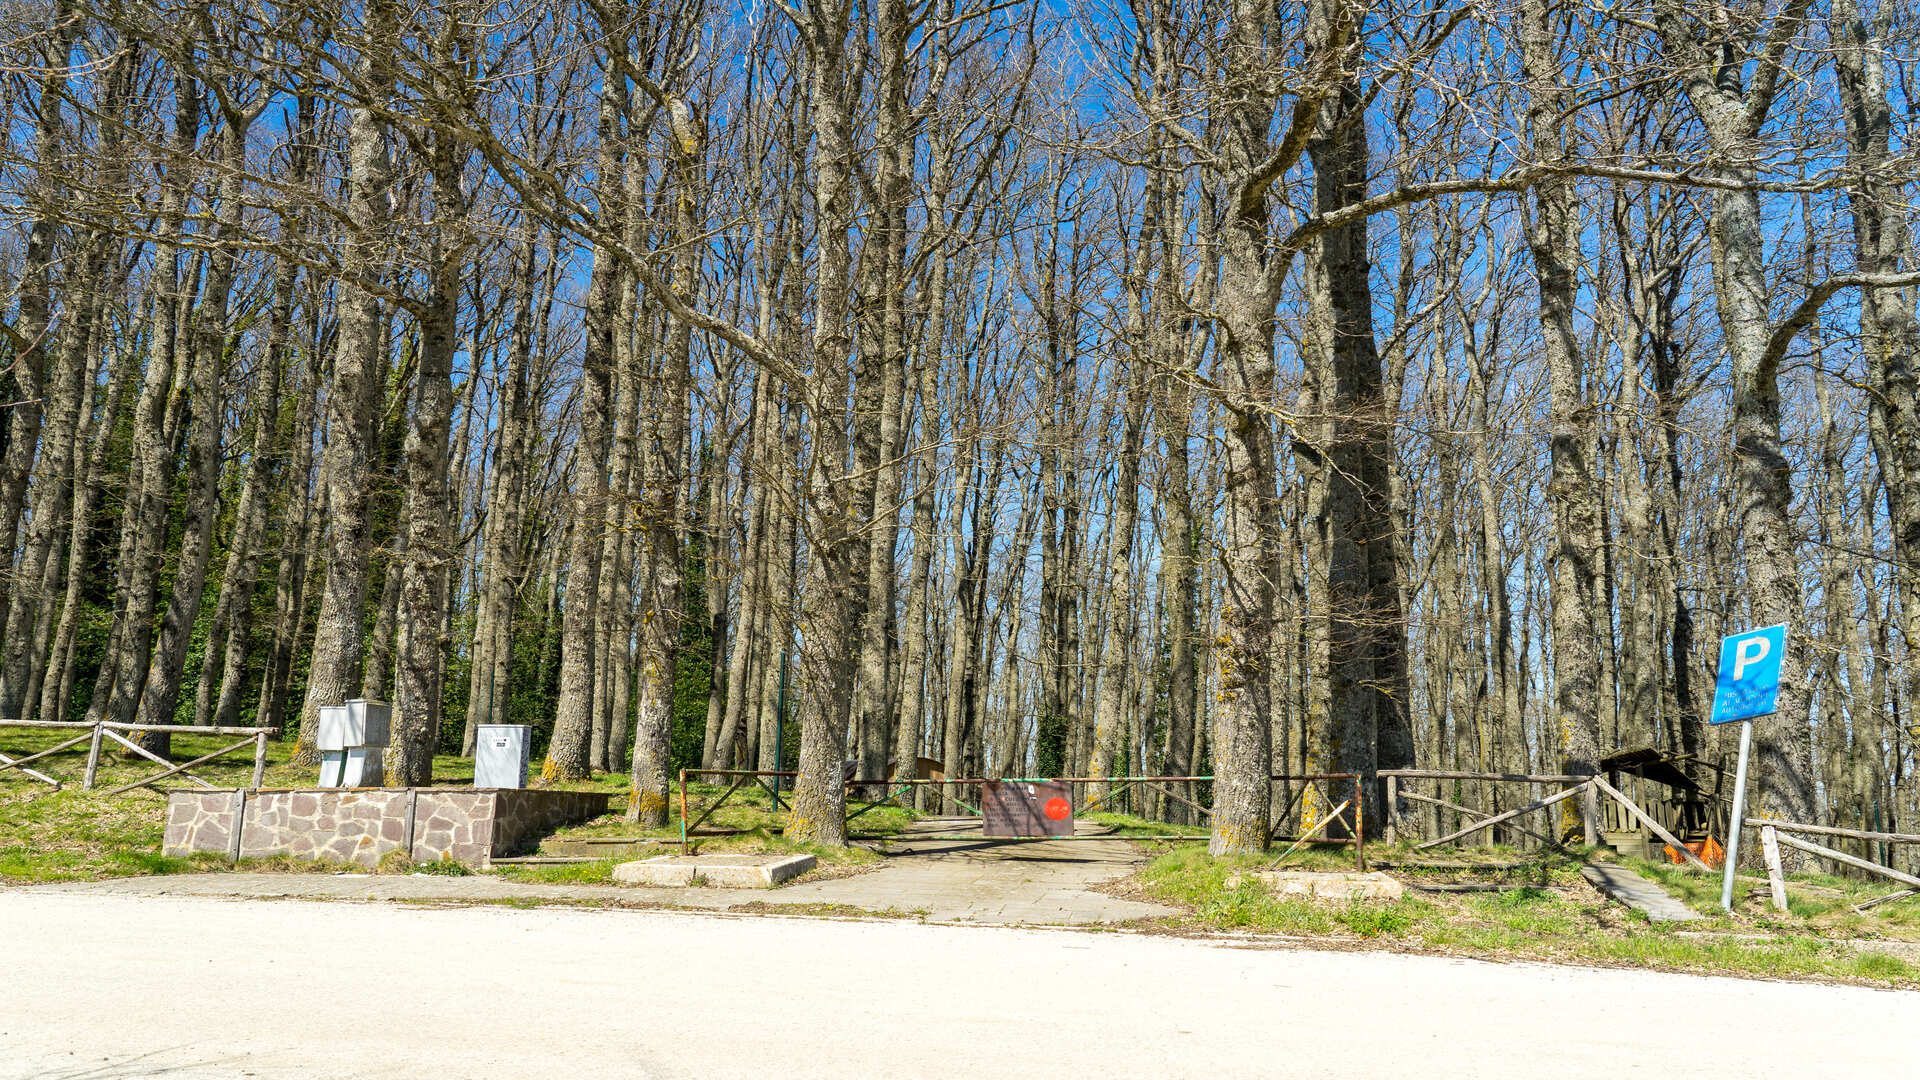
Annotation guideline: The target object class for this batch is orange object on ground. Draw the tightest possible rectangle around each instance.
[1665,835,1725,869]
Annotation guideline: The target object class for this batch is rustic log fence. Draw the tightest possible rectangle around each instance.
[1749,818,1920,914]
[0,718,277,795]
[1379,769,1713,873]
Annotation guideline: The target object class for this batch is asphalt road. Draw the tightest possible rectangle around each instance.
[1,890,1909,1079]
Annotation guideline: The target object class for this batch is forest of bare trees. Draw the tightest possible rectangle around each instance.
[1,0,1916,860]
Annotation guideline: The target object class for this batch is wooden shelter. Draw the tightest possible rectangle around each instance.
[1597,747,1730,858]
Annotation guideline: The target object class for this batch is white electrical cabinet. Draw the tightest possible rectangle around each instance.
[475,725,531,789]
[317,700,391,788]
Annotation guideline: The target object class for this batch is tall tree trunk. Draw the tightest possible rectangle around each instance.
[0,19,110,718]
[1522,0,1605,840]
[785,0,860,845]
[627,81,700,825]
[1091,207,1153,797]
[297,4,399,763]
[1831,0,1920,794]
[197,256,295,728]
[1656,0,1821,841]
[546,70,624,781]
[1305,53,1410,825]
[464,238,540,752]
[0,3,78,609]
[93,75,201,738]
[390,87,466,785]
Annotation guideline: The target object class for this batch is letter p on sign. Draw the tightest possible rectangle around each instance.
[1711,624,1787,725]
[1731,636,1770,681]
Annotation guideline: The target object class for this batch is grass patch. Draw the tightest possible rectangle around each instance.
[1085,812,1209,839]
[491,858,624,885]
[1629,856,1920,942]
[1128,843,1920,988]
[0,730,626,884]
[1848,951,1915,980]
[377,849,474,876]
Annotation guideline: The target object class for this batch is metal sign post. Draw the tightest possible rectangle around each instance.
[1711,624,1786,912]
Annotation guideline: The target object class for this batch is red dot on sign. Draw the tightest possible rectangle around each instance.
[1043,797,1071,820]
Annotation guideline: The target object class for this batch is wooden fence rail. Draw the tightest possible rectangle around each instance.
[1380,770,1601,848]
[1387,771,1713,873]
[0,719,278,795]
[1751,818,1920,914]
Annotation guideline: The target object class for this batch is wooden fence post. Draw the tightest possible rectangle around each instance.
[83,723,104,790]
[251,731,269,789]
[1579,781,1601,846]
[1384,774,1399,845]
[1760,825,1789,912]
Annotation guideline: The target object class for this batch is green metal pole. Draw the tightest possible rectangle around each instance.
[772,650,788,792]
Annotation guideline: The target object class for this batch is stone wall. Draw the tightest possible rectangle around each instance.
[163,788,611,868]
[489,789,616,857]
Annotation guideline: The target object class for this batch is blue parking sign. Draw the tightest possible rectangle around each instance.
[1710,624,1786,725]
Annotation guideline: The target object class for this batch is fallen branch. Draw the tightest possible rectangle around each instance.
[1854,889,1918,914]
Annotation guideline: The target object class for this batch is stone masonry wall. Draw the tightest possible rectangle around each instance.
[489,789,615,857]
[163,788,610,868]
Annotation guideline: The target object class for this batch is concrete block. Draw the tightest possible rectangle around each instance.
[1233,870,1405,901]
[612,853,816,889]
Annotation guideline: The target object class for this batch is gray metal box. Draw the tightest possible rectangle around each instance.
[318,747,385,788]
[316,699,391,751]
[475,724,531,789]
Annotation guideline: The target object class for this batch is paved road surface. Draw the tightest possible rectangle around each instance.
[1,890,1908,1079]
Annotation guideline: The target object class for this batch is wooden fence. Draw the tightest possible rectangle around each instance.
[1750,818,1920,914]
[0,718,277,795]
[1379,769,1714,873]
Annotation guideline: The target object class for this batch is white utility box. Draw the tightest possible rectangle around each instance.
[475,724,531,789]
[316,700,392,752]
[317,700,391,788]
[319,747,384,788]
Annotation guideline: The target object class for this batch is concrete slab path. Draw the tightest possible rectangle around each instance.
[787,816,1174,923]
[1581,864,1706,922]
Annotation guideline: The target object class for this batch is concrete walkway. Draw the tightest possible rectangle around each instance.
[791,817,1174,923]
[1581,864,1706,922]
[25,817,1173,926]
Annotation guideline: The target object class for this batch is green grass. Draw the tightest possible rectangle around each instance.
[545,780,919,842]
[1,724,924,885]
[490,858,625,885]
[521,779,916,883]
[0,729,514,883]
[1130,844,1920,988]
[1084,811,1210,839]
[1629,856,1920,941]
